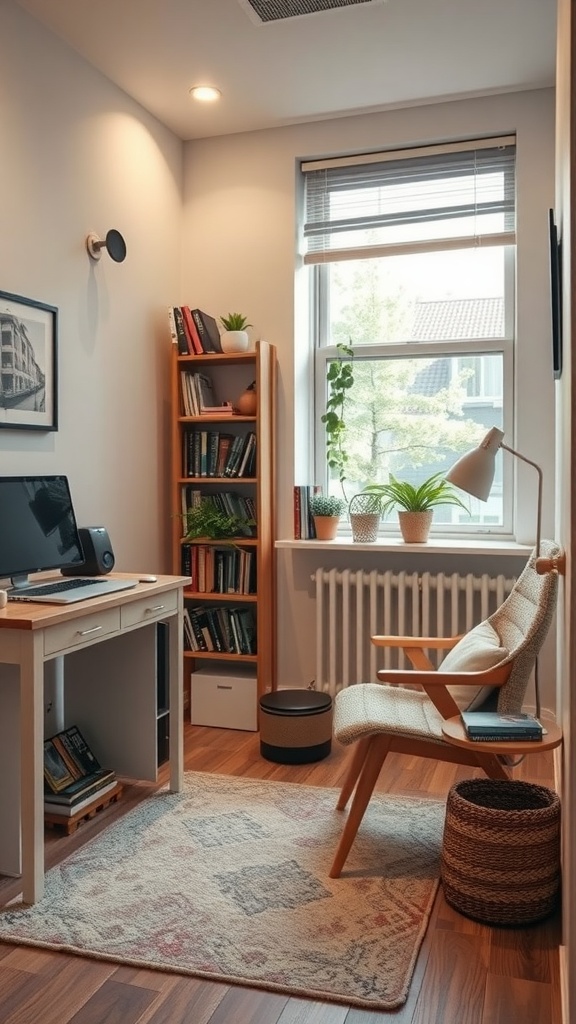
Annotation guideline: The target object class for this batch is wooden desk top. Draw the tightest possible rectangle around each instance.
[0,573,190,631]
[442,715,563,754]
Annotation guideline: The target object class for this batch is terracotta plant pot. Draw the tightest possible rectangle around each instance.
[313,515,340,540]
[398,510,433,543]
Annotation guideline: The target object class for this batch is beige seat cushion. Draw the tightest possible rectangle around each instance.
[438,620,509,710]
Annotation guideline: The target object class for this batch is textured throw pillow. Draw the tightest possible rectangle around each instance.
[438,620,509,710]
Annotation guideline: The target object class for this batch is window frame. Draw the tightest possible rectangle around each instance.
[305,140,517,541]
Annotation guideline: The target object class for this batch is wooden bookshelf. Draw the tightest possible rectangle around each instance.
[170,341,276,727]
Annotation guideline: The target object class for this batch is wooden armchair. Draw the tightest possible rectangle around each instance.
[329,540,560,878]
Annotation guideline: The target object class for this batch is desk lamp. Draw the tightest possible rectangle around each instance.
[445,426,543,558]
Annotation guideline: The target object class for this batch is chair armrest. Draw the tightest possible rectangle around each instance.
[371,634,463,650]
[376,664,510,687]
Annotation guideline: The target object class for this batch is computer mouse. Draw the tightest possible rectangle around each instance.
[139,575,157,583]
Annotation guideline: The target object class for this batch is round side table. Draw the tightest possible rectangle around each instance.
[441,716,563,755]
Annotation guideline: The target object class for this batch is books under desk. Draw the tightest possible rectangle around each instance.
[44,725,120,818]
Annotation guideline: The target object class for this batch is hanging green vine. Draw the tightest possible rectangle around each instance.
[321,340,354,496]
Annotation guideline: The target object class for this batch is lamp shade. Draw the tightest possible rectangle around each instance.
[445,427,504,502]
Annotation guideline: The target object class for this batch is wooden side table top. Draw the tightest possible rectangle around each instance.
[442,716,563,755]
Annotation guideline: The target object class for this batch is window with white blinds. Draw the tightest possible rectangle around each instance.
[302,137,516,264]
[301,136,517,539]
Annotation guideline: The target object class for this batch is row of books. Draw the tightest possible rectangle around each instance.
[44,725,117,818]
[184,604,257,655]
[293,484,322,539]
[182,543,256,595]
[461,711,544,742]
[169,306,222,355]
[180,370,233,417]
[183,429,257,479]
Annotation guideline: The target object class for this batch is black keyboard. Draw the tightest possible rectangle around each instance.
[12,578,95,598]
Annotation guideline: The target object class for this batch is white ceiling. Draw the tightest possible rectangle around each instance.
[15,0,557,141]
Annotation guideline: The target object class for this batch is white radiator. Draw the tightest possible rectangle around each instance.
[313,567,516,696]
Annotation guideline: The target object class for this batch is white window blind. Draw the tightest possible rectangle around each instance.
[302,136,516,264]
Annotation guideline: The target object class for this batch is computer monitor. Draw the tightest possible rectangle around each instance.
[0,475,85,589]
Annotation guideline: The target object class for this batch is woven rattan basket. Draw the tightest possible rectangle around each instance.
[441,779,561,926]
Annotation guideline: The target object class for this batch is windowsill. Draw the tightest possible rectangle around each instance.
[275,537,532,556]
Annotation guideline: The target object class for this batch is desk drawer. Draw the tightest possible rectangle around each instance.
[44,607,120,656]
[120,589,178,629]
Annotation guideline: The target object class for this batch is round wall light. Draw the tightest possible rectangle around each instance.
[189,85,222,102]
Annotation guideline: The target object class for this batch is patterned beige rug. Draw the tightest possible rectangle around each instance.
[0,772,445,1010]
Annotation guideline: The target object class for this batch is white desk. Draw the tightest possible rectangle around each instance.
[0,573,188,904]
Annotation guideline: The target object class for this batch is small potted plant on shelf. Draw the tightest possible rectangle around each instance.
[184,499,255,540]
[219,312,253,353]
[362,471,469,543]
[309,494,348,541]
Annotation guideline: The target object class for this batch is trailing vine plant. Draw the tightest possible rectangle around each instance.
[321,340,354,499]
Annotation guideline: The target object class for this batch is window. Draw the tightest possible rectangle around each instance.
[302,137,516,535]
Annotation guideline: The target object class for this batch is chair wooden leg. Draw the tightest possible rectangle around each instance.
[475,752,512,780]
[329,734,391,879]
[336,737,371,811]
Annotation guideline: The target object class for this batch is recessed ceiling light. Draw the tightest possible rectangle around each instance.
[189,86,222,103]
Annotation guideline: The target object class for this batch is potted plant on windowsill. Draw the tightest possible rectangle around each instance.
[362,472,469,543]
[309,494,348,540]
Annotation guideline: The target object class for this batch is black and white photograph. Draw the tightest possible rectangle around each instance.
[0,290,58,431]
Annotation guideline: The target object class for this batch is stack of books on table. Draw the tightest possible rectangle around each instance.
[43,725,119,818]
[461,711,544,742]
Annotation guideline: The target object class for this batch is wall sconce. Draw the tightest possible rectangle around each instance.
[86,229,127,263]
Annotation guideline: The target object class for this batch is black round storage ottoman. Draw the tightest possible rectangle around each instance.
[441,779,561,926]
[259,689,333,764]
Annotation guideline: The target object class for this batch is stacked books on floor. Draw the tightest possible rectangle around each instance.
[461,711,544,742]
[44,725,119,818]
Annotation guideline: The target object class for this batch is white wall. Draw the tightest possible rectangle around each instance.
[181,90,558,706]
[0,3,183,573]
[0,3,557,711]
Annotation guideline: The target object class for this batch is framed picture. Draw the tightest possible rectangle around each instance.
[0,290,58,431]
[548,209,563,380]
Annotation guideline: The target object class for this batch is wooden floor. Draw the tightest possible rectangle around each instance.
[0,724,562,1024]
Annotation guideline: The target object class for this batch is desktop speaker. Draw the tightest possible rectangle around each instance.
[62,526,115,576]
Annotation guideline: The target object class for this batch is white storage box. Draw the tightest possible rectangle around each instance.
[190,666,258,731]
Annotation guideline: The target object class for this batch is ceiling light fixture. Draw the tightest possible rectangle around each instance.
[189,86,222,103]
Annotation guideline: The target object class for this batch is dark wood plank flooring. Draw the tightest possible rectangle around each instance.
[0,723,561,1024]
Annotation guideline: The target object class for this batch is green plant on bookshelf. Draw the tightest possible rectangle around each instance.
[219,312,252,331]
[219,313,253,354]
[184,499,254,540]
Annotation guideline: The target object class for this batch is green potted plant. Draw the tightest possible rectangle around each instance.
[309,494,347,540]
[184,499,254,540]
[363,472,469,543]
[219,312,253,353]
[321,340,354,495]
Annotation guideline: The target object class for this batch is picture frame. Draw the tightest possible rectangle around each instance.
[548,209,563,380]
[0,290,58,431]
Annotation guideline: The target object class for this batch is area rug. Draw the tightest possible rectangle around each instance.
[0,772,445,1010]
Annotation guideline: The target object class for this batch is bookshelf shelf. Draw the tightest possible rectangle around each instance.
[171,340,276,727]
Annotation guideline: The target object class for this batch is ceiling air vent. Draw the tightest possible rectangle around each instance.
[238,0,386,24]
